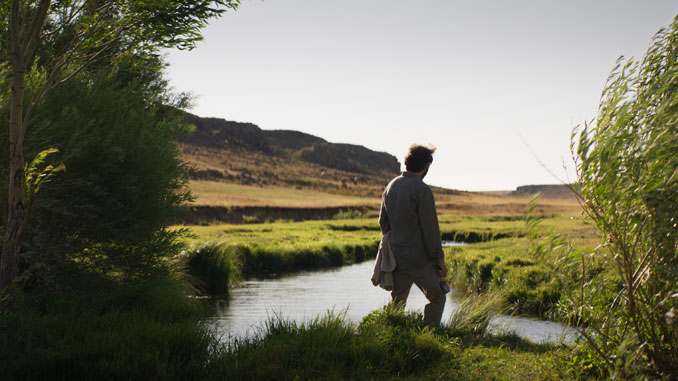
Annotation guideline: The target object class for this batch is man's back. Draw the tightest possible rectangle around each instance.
[379,172,443,271]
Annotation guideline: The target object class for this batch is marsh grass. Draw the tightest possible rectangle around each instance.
[446,234,591,319]
[0,278,216,379]
[445,293,503,335]
[178,215,596,310]
[210,303,567,380]
[186,240,378,285]
[0,278,568,379]
[184,243,242,294]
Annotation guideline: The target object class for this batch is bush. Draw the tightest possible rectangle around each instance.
[0,68,191,283]
[571,15,678,378]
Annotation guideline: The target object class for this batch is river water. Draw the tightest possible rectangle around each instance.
[207,244,578,345]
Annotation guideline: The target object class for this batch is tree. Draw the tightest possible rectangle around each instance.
[0,0,239,289]
[572,15,678,378]
[0,67,193,282]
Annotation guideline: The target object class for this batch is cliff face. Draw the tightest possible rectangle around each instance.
[181,113,400,176]
[510,184,577,199]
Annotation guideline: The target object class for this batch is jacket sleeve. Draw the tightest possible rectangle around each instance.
[378,191,390,234]
[417,185,444,259]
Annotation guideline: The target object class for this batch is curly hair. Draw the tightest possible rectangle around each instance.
[404,144,436,172]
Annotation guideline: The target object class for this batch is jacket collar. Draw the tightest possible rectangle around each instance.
[402,171,421,179]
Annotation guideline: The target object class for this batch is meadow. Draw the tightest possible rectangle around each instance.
[5,209,591,379]
[0,285,572,380]
[189,180,378,208]
[1,194,603,379]
[177,209,596,319]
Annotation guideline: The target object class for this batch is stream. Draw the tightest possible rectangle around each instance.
[207,243,578,345]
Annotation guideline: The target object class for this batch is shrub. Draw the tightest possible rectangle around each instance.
[0,68,191,283]
[571,15,678,378]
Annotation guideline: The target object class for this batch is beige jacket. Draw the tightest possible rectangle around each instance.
[371,231,396,291]
[378,172,444,271]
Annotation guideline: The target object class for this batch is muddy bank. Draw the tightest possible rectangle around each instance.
[180,205,375,224]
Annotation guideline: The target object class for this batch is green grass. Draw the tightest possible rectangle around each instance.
[178,218,382,248]
[176,215,599,321]
[444,215,598,319]
[178,219,383,282]
[184,243,242,294]
[176,216,528,289]
[2,211,594,378]
[0,278,216,379]
[190,180,378,207]
[1,280,572,380]
[210,304,569,380]
[446,238,562,317]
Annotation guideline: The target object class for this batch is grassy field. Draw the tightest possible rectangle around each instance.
[188,178,582,219]
[190,180,378,208]
[3,198,592,379]
[177,212,597,320]
[214,304,570,380]
[1,283,572,380]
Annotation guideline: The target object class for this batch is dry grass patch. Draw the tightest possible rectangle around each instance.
[190,180,379,208]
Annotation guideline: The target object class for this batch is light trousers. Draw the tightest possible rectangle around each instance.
[390,262,446,324]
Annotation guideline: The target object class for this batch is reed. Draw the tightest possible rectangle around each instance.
[183,243,242,294]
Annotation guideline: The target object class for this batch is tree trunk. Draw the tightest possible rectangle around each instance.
[0,8,27,289]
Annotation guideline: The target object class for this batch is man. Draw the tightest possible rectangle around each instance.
[378,144,448,324]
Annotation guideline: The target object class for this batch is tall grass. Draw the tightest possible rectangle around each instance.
[0,280,568,379]
[208,303,567,379]
[446,237,573,319]
[0,278,216,379]
[238,241,378,276]
[445,293,502,335]
[184,243,242,294]
[184,241,378,291]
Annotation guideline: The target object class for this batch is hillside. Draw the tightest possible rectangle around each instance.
[510,184,578,200]
[180,113,400,194]
[178,113,581,223]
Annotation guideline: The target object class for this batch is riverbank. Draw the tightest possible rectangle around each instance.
[0,280,571,380]
[178,214,596,320]
[1,215,595,379]
[177,215,527,278]
[214,304,570,379]
[208,260,578,345]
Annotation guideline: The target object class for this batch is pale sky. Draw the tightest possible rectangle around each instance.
[164,0,678,191]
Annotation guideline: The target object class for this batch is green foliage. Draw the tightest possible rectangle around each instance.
[0,277,214,379]
[23,148,65,200]
[235,241,378,277]
[571,15,678,378]
[446,237,564,318]
[212,304,565,379]
[0,277,567,379]
[4,1,241,71]
[333,208,366,219]
[0,0,240,289]
[184,243,241,294]
[0,69,191,282]
[182,216,584,305]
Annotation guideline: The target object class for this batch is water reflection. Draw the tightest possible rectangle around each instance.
[208,260,577,344]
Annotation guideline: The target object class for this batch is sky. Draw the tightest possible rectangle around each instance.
[164,0,678,191]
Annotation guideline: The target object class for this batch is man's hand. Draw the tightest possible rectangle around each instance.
[436,257,448,278]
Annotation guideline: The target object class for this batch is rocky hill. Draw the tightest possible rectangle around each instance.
[181,113,400,176]
[510,184,578,200]
[179,113,402,197]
